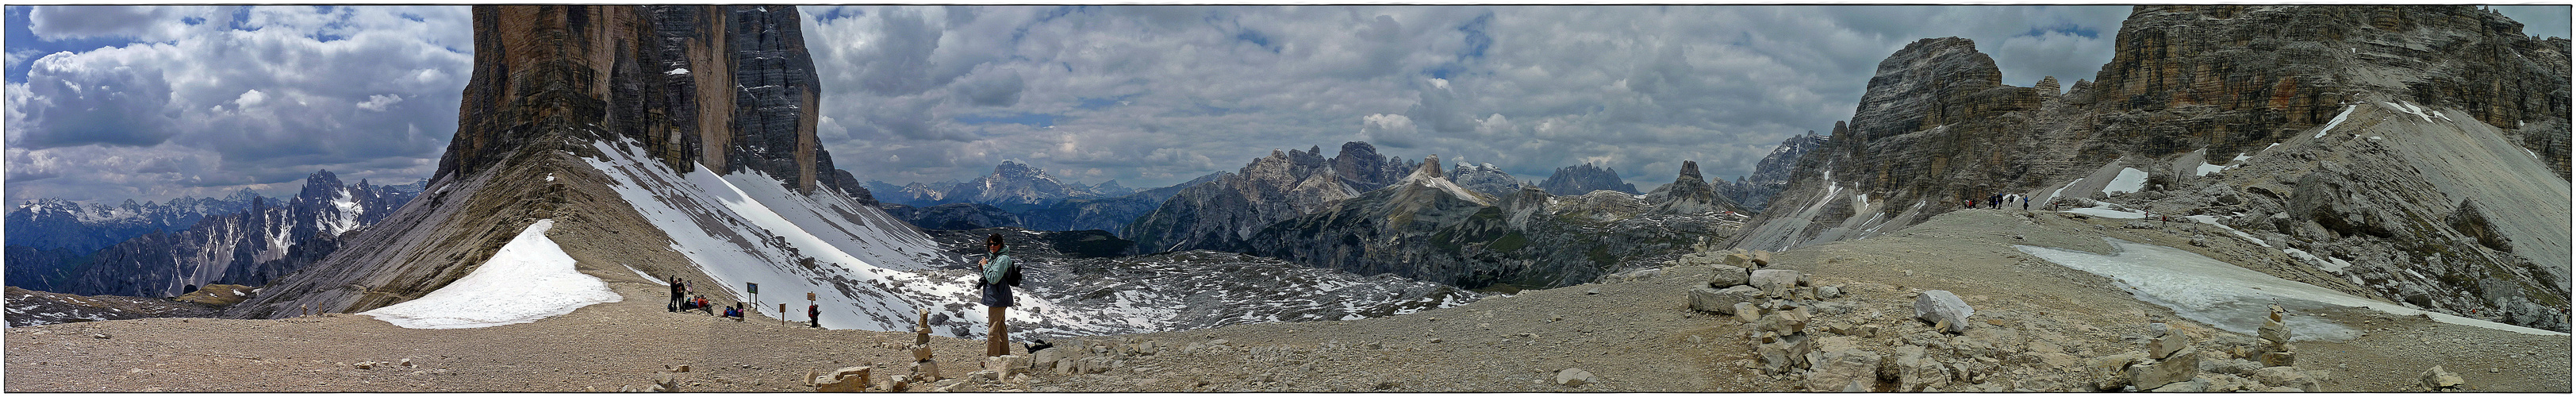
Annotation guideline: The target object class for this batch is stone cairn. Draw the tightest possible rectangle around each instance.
[908,309,942,384]
[2255,305,2295,367]
[1680,249,1877,391]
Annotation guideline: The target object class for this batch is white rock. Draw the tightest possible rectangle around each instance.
[1750,269,1802,297]
[1912,290,1974,333]
[1554,368,1597,386]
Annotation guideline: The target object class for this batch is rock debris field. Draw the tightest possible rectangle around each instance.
[5,210,2566,391]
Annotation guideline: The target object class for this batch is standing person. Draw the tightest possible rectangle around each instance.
[977,233,1024,357]
[808,302,821,328]
[668,276,684,313]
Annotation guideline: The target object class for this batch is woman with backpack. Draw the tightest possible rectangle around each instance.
[977,233,1023,357]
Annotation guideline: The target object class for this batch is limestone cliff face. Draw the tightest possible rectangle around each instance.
[1742,6,2570,252]
[440,6,832,193]
[1737,5,2571,330]
[2081,6,2570,175]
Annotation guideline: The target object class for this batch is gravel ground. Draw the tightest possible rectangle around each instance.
[5,208,2565,392]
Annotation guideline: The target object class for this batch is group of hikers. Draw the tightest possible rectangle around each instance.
[664,276,827,326]
[1967,193,2032,210]
[648,233,1026,357]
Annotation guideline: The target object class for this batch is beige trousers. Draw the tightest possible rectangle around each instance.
[986,306,1009,357]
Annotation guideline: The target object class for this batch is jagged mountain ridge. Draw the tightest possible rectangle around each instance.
[1237,156,1746,290]
[1444,161,1529,198]
[1735,6,2570,330]
[8,172,419,297]
[1536,163,1638,195]
[1711,133,1826,212]
[1123,142,1416,252]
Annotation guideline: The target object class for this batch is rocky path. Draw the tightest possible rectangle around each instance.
[6,209,2566,392]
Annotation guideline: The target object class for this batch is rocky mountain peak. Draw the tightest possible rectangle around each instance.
[1848,37,2035,143]
[1330,141,1414,192]
[295,170,346,203]
[1538,163,1638,195]
[1411,155,1445,179]
[438,6,834,192]
[1674,160,1703,183]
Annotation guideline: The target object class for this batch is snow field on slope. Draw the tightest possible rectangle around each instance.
[2017,238,2565,340]
[359,220,621,330]
[582,140,955,333]
[2100,168,2148,195]
[2314,104,2357,138]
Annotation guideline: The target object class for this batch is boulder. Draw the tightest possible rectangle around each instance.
[912,346,935,361]
[1689,285,1763,314]
[815,366,873,391]
[912,360,943,380]
[1755,333,1815,373]
[965,369,1000,383]
[1756,310,1808,335]
[1913,290,1974,333]
[2252,366,2319,392]
[2147,333,2190,360]
[2149,377,2208,392]
[2088,352,2148,391]
[1750,269,1802,297]
[2421,365,2465,390]
[986,355,1031,378]
[1893,345,1949,391]
[2128,347,2199,390]
[1030,348,1068,371]
[1710,265,1752,287]
[1752,250,1774,267]
[1733,303,1763,322]
[2259,350,2296,368]
[1803,338,1883,391]
[1722,251,1757,268]
[1554,368,1597,387]
[1817,285,1843,299]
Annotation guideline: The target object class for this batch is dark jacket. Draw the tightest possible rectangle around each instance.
[978,248,1023,307]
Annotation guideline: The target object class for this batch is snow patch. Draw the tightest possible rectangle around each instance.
[2195,163,2225,176]
[627,264,667,286]
[666,68,689,75]
[2019,239,2564,339]
[2100,168,2148,195]
[2281,248,2347,273]
[360,219,621,330]
[2314,104,2357,138]
[2182,214,2270,248]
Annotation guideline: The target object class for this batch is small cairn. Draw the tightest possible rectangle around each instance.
[2255,305,2295,367]
[908,309,942,383]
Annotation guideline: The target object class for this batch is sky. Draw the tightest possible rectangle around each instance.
[5,5,2570,206]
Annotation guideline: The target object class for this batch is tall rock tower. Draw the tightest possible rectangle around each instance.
[439,6,830,192]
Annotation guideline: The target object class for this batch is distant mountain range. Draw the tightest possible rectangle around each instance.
[5,171,423,296]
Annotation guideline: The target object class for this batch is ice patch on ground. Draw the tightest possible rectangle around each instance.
[360,220,622,330]
[2018,239,2565,339]
[2195,163,2225,176]
[2065,206,2144,219]
[2101,168,2148,195]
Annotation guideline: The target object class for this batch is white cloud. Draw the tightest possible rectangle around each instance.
[6,6,468,205]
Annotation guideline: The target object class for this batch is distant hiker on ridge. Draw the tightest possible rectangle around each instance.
[977,233,1025,357]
